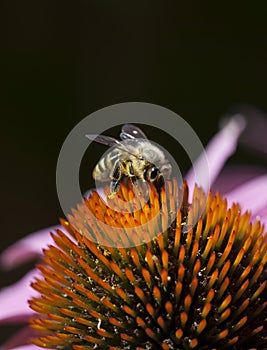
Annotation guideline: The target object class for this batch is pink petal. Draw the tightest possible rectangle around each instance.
[0,225,62,270]
[212,165,267,195]
[0,269,40,323]
[224,174,267,224]
[186,115,246,195]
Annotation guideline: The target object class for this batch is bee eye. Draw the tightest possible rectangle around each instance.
[150,167,159,180]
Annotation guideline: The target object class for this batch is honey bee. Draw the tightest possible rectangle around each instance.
[86,124,172,199]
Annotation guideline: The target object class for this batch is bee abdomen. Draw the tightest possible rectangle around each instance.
[93,158,108,181]
[93,150,121,181]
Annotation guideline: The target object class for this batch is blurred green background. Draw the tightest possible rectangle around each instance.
[1,1,267,344]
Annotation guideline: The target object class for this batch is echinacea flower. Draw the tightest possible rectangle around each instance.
[1,111,267,350]
[29,180,267,350]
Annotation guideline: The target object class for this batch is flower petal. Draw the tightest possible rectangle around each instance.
[0,225,62,270]
[186,115,246,194]
[224,174,267,224]
[0,269,40,323]
[213,165,267,195]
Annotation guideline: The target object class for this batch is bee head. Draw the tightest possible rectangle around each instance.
[144,165,164,190]
[144,161,172,194]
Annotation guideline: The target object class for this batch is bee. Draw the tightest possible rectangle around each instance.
[86,124,172,199]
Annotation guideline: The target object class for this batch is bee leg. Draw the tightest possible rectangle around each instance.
[108,161,122,199]
[109,180,121,199]
[127,162,136,182]
[126,161,140,193]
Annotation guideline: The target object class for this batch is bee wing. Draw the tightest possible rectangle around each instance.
[86,133,144,161]
[85,134,122,147]
[85,134,132,154]
[120,124,148,140]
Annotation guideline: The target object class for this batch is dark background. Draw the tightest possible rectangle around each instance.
[1,1,267,344]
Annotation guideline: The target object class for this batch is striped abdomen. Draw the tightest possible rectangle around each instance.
[93,148,123,181]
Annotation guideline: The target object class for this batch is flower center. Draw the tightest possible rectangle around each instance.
[29,179,267,349]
